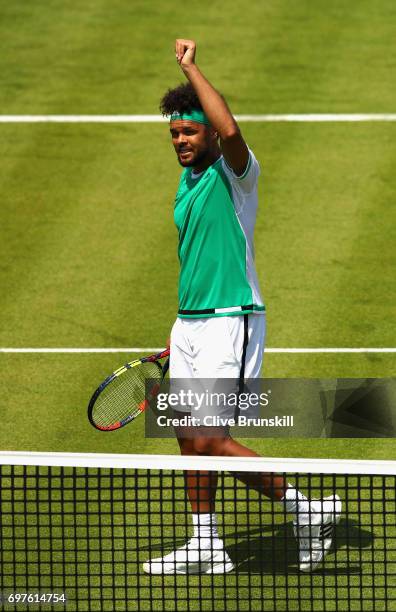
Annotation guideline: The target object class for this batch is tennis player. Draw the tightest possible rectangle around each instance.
[143,39,341,575]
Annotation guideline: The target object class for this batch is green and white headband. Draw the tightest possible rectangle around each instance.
[170,109,210,125]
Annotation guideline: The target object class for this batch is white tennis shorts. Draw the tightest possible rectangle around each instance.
[170,313,266,380]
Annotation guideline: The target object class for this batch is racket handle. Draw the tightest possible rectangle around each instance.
[144,348,170,363]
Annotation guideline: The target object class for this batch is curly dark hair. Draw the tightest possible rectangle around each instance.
[159,82,203,116]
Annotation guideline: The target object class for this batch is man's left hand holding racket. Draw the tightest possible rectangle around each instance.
[88,348,170,431]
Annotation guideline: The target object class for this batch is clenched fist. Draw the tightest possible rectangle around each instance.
[175,39,196,68]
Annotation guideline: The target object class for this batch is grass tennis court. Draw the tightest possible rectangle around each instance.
[0,1,395,610]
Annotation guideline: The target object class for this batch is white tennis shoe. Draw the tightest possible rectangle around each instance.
[294,494,342,572]
[143,537,234,574]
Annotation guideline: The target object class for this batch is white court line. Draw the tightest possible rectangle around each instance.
[0,348,163,353]
[266,348,396,353]
[0,114,396,123]
[0,348,395,354]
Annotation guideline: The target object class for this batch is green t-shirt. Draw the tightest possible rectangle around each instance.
[174,150,265,318]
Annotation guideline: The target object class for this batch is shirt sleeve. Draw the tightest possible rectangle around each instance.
[220,148,260,195]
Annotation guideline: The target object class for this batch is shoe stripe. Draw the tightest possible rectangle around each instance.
[320,525,334,539]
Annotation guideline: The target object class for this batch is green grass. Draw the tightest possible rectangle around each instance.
[0,1,395,114]
[0,1,395,610]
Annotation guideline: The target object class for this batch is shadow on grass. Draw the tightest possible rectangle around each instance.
[226,518,373,575]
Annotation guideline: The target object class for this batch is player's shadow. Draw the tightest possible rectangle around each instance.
[225,518,373,575]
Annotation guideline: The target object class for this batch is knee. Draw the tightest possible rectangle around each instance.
[192,436,228,455]
[191,437,212,455]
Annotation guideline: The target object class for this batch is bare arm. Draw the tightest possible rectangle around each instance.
[175,39,249,177]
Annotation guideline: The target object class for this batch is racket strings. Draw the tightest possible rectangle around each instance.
[92,361,162,427]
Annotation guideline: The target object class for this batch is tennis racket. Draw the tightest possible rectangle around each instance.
[88,349,170,431]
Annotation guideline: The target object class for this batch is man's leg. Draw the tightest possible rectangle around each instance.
[178,432,316,537]
[176,432,341,573]
[174,430,289,566]
[178,432,287,500]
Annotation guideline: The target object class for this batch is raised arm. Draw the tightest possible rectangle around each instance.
[175,39,249,177]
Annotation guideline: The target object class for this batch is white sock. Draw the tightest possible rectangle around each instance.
[192,513,220,545]
[282,485,312,524]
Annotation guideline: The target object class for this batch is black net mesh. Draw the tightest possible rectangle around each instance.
[0,460,394,611]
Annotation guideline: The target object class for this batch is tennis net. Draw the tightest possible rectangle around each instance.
[0,452,394,612]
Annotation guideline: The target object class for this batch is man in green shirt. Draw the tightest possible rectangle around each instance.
[143,39,341,575]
